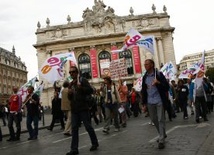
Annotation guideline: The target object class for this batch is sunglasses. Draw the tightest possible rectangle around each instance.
[69,70,77,74]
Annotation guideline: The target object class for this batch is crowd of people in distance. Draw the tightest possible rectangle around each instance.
[1,59,214,154]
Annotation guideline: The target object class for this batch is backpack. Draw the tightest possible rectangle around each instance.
[79,77,95,108]
[205,82,213,94]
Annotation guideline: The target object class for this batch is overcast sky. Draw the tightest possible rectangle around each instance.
[1,0,214,79]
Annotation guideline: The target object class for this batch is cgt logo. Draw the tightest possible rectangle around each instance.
[124,35,141,47]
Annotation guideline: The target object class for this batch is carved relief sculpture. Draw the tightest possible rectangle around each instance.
[82,0,116,33]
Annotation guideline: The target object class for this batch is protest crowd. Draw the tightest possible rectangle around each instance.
[0,28,212,155]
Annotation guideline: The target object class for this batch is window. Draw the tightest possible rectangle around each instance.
[98,51,111,78]
[119,49,134,75]
[78,53,91,79]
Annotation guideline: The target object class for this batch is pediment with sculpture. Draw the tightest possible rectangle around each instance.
[82,0,116,33]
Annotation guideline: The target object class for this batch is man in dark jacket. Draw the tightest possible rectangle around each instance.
[66,66,99,155]
[141,59,169,149]
[25,86,40,140]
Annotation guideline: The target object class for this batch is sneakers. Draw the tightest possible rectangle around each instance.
[158,142,165,149]
[149,122,155,126]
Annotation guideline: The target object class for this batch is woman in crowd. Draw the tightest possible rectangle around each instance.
[47,91,65,131]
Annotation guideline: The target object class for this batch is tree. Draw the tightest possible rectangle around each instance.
[205,68,214,83]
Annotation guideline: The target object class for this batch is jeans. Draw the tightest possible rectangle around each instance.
[8,113,22,139]
[71,110,98,151]
[103,103,120,130]
[26,114,39,138]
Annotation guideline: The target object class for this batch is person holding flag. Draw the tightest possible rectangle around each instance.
[141,59,169,149]
[24,86,40,140]
[66,66,99,155]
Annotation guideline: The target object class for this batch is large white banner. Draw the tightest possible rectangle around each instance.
[39,52,77,84]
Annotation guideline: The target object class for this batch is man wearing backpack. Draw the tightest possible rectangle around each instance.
[141,59,169,149]
[66,66,99,155]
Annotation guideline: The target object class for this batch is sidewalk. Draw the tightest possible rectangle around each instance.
[0,110,53,137]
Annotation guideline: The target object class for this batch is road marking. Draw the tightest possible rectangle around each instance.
[52,127,127,145]
[0,140,32,150]
[52,127,104,143]
[140,122,151,126]
[148,124,204,143]
[78,130,128,150]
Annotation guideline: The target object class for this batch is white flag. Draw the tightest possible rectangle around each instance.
[160,61,177,79]
[39,52,77,84]
[111,28,154,54]
[17,76,38,102]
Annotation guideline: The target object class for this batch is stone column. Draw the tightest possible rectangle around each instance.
[139,47,146,71]
[154,37,160,69]
[157,37,165,68]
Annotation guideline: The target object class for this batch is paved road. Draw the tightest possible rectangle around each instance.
[0,109,214,155]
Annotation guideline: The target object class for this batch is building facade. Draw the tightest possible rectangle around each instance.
[0,46,28,105]
[34,1,176,107]
[179,49,214,71]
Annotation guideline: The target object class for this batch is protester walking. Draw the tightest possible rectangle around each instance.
[66,66,99,155]
[194,78,209,123]
[102,76,121,133]
[61,81,72,136]
[129,87,141,117]
[47,91,65,131]
[186,78,195,115]
[24,86,40,140]
[95,89,104,123]
[7,87,22,141]
[141,59,169,149]
[176,79,189,119]
[118,79,128,127]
